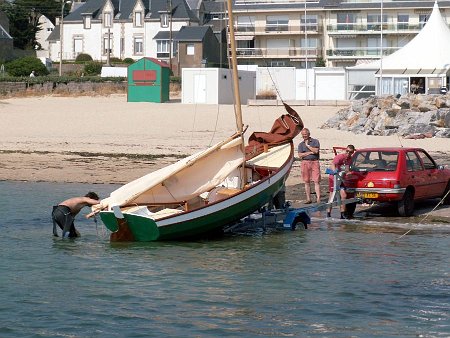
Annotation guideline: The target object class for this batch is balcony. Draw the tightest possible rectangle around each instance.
[234,24,322,35]
[234,47,321,59]
[326,47,400,58]
[327,22,422,35]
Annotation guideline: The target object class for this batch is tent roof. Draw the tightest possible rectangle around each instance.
[351,1,450,75]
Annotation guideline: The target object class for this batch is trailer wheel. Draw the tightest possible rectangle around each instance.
[292,217,307,230]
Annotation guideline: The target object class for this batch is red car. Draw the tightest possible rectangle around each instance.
[344,147,450,216]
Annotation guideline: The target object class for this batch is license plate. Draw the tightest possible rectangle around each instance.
[357,192,379,199]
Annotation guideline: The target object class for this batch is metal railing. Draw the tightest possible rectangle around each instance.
[327,22,423,33]
[326,47,399,57]
[235,47,321,58]
[234,24,322,34]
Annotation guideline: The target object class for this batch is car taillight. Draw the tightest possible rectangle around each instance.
[391,181,401,189]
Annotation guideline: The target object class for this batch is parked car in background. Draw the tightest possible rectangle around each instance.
[345,147,450,216]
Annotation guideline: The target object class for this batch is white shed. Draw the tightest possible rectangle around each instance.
[313,68,346,100]
[181,68,256,104]
[257,67,296,100]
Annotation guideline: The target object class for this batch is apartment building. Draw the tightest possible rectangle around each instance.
[45,0,450,72]
[231,0,450,68]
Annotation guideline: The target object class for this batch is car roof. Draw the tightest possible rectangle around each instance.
[354,147,425,152]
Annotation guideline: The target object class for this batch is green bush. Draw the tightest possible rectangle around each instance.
[123,58,134,64]
[170,76,181,84]
[75,53,93,62]
[84,61,103,75]
[109,57,122,63]
[315,57,326,67]
[5,56,49,77]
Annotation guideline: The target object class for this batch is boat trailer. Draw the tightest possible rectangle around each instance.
[225,168,360,233]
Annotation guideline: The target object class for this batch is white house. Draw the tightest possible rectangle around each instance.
[35,14,54,57]
[48,0,199,63]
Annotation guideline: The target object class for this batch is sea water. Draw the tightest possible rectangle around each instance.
[0,181,449,337]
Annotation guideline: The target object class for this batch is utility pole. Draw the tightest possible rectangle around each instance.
[168,0,173,73]
[106,28,111,66]
[59,0,72,76]
[304,0,308,106]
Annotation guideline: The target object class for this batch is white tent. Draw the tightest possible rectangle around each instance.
[347,1,450,97]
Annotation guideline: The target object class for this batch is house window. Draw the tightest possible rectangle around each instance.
[300,38,318,48]
[104,12,112,28]
[173,41,178,56]
[134,11,143,27]
[419,14,429,28]
[266,15,289,32]
[161,14,169,28]
[121,37,125,54]
[134,36,143,54]
[103,34,113,55]
[367,13,387,30]
[270,60,289,67]
[186,43,195,55]
[337,13,356,30]
[83,16,91,29]
[397,14,409,30]
[237,16,255,32]
[301,14,318,32]
[157,40,170,58]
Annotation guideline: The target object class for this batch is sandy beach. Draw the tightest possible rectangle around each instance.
[1,94,449,202]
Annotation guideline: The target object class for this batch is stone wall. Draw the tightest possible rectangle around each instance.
[0,81,127,96]
[321,94,450,138]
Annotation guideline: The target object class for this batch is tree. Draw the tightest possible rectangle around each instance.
[0,0,62,50]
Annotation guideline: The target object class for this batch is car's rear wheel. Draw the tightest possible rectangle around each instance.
[398,189,414,217]
[443,181,450,205]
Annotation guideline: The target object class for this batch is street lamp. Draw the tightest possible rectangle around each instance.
[59,0,71,76]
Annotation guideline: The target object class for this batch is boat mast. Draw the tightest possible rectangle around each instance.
[226,0,247,186]
[226,0,243,133]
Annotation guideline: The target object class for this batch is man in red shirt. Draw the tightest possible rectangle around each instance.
[327,145,355,219]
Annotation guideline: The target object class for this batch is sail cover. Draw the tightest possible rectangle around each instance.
[246,103,303,156]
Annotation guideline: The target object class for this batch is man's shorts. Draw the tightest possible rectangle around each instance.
[301,160,321,183]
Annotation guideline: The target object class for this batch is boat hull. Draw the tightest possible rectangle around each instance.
[99,153,292,241]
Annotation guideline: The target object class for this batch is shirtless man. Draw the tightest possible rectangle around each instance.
[52,192,100,238]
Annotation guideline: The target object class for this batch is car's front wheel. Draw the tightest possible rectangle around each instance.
[398,189,414,217]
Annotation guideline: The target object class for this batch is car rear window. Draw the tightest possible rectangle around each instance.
[351,151,399,172]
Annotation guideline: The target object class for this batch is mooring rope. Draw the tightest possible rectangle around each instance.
[394,189,450,241]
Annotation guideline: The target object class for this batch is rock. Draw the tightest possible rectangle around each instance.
[434,97,448,108]
[398,100,410,109]
[415,110,435,125]
[435,128,450,138]
[418,104,433,112]
[321,95,450,138]
[398,123,436,136]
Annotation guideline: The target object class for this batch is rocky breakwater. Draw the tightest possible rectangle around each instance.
[321,94,450,138]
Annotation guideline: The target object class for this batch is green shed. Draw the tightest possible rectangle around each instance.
[127,57,170,102]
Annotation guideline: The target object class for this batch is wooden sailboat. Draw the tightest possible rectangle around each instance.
[92,0,304,242]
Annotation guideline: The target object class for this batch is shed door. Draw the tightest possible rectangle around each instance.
[194,74,207,103]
